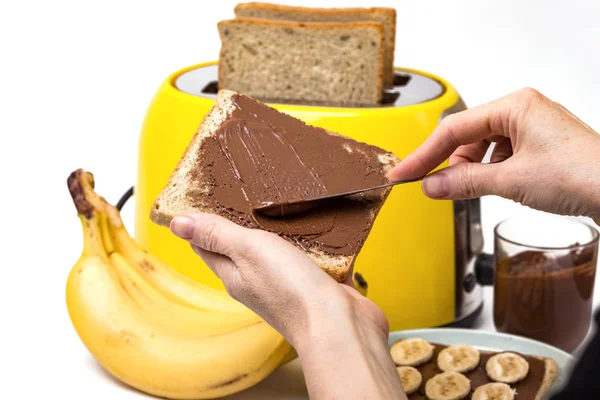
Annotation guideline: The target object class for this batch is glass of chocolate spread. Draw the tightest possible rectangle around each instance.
[493,217,599,353]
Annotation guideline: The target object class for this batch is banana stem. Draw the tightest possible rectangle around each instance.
[99,213,116,254]
[80,214,111,260]
[67,168,125,229]
[68,169,96,219]
[69,169,116,257]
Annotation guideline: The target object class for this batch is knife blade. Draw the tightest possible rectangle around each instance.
[253,175,427,217]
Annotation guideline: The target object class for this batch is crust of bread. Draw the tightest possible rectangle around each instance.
[217,17,385,104]
[150,90,238,226]
[235,2,394,18]
[372,7,396,83]
[150,89,397,282]
[234,2,396,86]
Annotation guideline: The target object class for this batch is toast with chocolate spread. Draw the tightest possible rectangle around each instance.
[217,18,385,106]
[150,90,399,282]
[234,2,396,88]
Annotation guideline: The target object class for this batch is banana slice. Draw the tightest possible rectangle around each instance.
[425,371,471,400]
[390,338,435,366]
[485,352,529,384]
[396,366,422,395]
[437,344,480,373]
[472,383,516,400]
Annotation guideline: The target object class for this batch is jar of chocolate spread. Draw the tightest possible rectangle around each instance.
[493,217,599,352]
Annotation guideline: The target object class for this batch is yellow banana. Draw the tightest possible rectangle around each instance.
[107,215,250,313]
[108,251,261,336]
[78,171,251,314]
[65,169,295,399]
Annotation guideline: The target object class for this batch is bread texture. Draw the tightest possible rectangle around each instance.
[217,18,385,107]
[234,2,396,87]
[150,90,398,282]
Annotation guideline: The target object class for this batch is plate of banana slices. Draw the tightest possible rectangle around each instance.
[388,328,576,400]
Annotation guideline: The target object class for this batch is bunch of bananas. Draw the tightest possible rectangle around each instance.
[65,169,295,399]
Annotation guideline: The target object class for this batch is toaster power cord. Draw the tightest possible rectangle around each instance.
[116,186,134,211]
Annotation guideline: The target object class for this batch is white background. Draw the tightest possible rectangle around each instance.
[2,0,600,398]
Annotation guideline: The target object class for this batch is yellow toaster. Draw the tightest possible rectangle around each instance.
[126,61,487,331]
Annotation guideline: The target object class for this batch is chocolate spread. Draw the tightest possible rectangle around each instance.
[407,343,547,400]
[190,93,392,256]
[494,246,597,352]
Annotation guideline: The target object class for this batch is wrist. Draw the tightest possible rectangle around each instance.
[291,299,407,400]
[589,136,600,220]
[289,295,354,352]
[293,310,376,379]
[565,134,600,221]
[291,295,386,357]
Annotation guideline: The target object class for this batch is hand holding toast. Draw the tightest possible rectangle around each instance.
[170,212,407,400]
[388,88,600,221]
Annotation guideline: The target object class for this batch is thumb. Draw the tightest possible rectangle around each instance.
[170,213,250,258]
[422,163,503,200]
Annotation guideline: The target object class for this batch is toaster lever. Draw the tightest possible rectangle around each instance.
[475,253,494,286]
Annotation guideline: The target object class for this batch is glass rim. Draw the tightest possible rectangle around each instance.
[494,217,600,250]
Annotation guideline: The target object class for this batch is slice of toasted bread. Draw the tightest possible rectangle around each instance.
[217,17,385,107]
[150,90,398,282]
[234,2,396,87]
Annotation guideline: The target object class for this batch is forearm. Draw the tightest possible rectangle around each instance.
[293,313,407,400]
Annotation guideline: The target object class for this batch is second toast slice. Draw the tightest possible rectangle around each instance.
[234,2,396,87]
[218,18,385,107]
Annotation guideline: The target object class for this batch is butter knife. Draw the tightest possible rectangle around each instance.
[253,175,426,217]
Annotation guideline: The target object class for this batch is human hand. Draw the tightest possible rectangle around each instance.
[388,88,600,220]
[170,213,406,399]
[169,213,388,346]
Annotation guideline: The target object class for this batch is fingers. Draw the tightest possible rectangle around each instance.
[387,96,513,182]
[450,137,513,166]
[489,138,513,163]
[190,244,236,283]
[170,213,250,258]
[422,162,504,200]
[449,140,492,165]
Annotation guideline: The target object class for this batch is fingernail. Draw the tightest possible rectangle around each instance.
[170,216,194,239]
[423,173,449,198]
